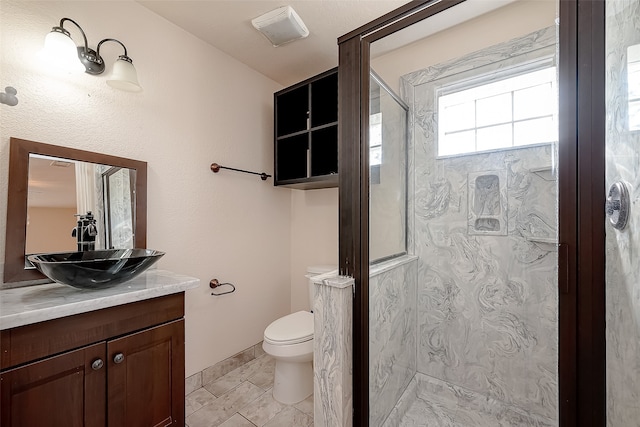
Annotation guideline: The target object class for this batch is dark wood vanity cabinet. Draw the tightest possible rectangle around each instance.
[274,67,339,189]
[0,293,185,427]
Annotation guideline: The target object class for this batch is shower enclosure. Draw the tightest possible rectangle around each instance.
[338,0,639,425]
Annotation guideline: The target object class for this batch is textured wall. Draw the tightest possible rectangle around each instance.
[401,27,559,420]
[369,256,418,426]
[0,0,292,377]
[605,0,640,424]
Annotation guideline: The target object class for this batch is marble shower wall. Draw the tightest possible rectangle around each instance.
[400,27,559,420]
[369,256,418,427]
[604,0,640,424]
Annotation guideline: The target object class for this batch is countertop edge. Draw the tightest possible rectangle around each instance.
[0,269,200,330]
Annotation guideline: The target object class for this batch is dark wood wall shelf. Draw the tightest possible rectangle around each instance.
[274,67,338,189]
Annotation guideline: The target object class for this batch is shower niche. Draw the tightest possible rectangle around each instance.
[468,170,507,235]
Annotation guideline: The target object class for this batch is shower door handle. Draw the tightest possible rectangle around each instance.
[606,181,629,230]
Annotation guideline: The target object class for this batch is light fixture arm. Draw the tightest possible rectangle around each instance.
[57,17,89,55]
[43,16,143,92]
[96,38,133,64]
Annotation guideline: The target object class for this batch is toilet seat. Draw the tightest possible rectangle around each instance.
[264,311,313,345]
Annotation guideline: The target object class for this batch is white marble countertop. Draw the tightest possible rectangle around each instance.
[0,269,199,330]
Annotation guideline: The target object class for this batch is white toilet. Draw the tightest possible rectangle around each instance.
[262,265,335,404]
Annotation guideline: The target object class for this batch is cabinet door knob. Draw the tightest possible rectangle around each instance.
[91,358,104,370]
[113,353,125,364]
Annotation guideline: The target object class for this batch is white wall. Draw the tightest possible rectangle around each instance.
[372,0,557,94]
[0,0,294,377]
[289,188,339,312]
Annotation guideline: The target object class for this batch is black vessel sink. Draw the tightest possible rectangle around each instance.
[28,249,165,289]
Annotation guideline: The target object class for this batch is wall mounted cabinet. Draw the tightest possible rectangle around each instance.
[274,68,338,189]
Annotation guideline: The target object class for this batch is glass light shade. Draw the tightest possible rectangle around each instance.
[106,59,142,92]
[42,30,85,74]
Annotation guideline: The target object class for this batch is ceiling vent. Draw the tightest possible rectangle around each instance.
[251,6,309,47]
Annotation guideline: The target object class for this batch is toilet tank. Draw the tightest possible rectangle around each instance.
[306,265,337,312]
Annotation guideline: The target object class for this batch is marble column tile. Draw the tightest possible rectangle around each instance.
[313,276,353,427]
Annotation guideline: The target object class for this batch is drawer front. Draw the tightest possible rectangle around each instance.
[2,293,184,370]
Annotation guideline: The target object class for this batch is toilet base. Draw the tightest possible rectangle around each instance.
[272,359,313,404]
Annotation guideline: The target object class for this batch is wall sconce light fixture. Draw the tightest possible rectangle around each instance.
[42,18,142,92]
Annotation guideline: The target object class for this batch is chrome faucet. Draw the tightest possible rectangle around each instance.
[72,211,98,252]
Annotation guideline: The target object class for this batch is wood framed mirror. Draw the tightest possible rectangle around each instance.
[3,137,147,283]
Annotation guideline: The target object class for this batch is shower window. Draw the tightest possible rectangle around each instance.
[437,63,557,157]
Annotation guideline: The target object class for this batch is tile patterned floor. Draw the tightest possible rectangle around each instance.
[185,353,314,427]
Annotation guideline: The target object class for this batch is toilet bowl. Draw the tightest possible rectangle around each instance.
[262,265,335,404]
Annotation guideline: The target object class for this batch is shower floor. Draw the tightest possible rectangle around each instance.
[382,373,557,427]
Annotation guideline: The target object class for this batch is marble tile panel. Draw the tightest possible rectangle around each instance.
[369,257,418,427]
[263,406,313,427]
[186,372,203,396]
[186,382,264,427]
[605,1,640,424]
[381,376,419,427]
[238,390,287,426]
[202,347,256,386]
[185,388,217,417]
[401,27,559,421]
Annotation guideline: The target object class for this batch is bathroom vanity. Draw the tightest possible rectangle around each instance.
[0,269,198,427]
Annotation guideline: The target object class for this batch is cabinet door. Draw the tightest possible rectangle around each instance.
[107,319,185,427]
[0,342,106,427]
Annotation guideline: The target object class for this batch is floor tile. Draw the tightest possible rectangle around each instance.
[205,355,273,397]
[186,372,203,395]
[186,382,264,427]
[239,390,288,426]
[186,388,217,417]
[246,359,275,390]
[204,374,245,397]
[203,348,256,386]
[263,406,313,427]
[294,394,314,417]
[218,413,257,427]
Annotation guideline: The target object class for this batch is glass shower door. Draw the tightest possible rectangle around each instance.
[366,2,560,425]
[605,0,640,424]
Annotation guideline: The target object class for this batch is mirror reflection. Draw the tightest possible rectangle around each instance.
[26,154,136,257]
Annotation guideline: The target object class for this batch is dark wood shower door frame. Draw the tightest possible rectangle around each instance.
[337,0,606,426]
